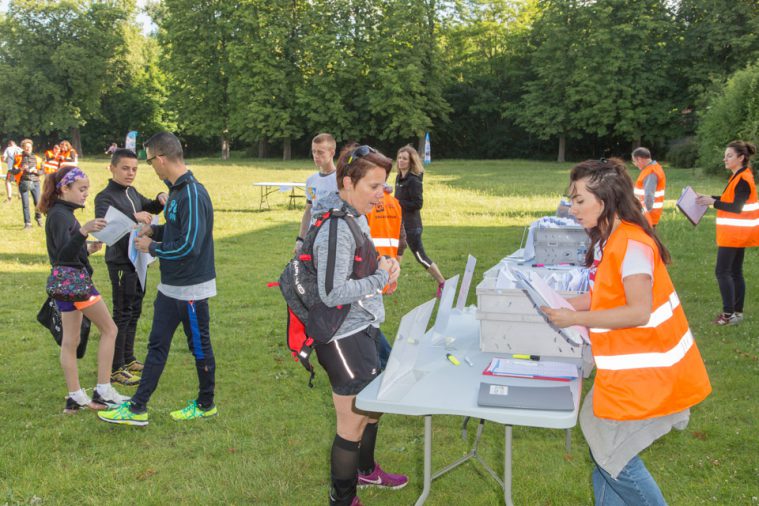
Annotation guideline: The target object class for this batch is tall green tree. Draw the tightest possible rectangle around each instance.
[0,0,131,153]
[154,0,234,159]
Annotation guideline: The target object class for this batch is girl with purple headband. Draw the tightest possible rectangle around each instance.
[38,166,131,413]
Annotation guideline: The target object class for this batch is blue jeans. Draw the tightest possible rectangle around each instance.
[592,454,667,505]
[19,180,40,225]
[376,329,392,370]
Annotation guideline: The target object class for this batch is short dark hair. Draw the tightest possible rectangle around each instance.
[144,132,183,162]
[336,144,393,190]
[632,147,651,159]
[110,148,138,167]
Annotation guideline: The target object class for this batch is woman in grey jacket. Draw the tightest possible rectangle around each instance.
[313,145,406,506]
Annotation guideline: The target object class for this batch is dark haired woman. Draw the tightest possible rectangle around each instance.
[39,166,130,413]
[696,140,759,325]
[311,145,407,505]
[394,145,446,297]
[542,158,711,504]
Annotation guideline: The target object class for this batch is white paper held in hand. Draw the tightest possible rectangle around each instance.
[91,206,138,246]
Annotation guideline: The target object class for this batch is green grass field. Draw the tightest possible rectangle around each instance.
[1,157,757,505]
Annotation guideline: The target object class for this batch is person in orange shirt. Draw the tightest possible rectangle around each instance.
[43,144,61,175]
[58,140,78,170]
[696,140,759,325]
[543,158,711,505]
[631,147,665,227]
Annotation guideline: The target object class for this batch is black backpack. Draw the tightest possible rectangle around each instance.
[279,207,378,387]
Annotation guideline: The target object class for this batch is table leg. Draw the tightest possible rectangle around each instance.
[565,428,572,453]
[415,415,432,506]
[504,425,513,506]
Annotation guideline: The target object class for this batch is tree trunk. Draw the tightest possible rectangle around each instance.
[258,137,269,158]
[282,137,292,161]
[557,135,566,163]
[221,133,230,161]
[69,127,83,156]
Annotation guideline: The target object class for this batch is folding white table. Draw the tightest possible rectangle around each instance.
[253,182,306,210]
[356,311,581,506]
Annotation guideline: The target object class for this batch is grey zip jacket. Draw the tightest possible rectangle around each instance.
[313,193,388,341]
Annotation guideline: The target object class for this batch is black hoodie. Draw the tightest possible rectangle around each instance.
[44,200,92,274]
[94,179,164,266]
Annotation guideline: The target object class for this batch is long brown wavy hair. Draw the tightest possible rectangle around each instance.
[568,158,670,266]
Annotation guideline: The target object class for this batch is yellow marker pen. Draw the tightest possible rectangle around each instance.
[446,353,461,366]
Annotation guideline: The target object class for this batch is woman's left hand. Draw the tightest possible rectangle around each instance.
[541,306,578,328]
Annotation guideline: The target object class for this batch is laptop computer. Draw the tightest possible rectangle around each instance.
[477,382,574,411]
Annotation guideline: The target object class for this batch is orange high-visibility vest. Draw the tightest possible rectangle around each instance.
[634,161,666,226]
[59,149,78,168]
[589,221,711,421]
[12,153,42,184]
[366,192,403,258]
[43,150,60,174]
[715,168,759,248]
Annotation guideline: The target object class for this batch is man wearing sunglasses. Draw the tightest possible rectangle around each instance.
[295,133,339,253]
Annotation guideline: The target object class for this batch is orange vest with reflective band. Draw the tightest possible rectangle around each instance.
[366,192,403,294]
[634,161,666,226]
[43,150,60,174]
[715,168,759,248]
[366,192,403,258]
[12,153,42,184]
[589,221,711,421]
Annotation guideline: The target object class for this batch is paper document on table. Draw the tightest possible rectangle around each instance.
[483,357,578,382]
[676,186,708,226]
[128,215,158,291]
[91,206,136,246]
[513,269,589,345]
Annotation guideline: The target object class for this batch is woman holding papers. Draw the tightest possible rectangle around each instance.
[543,158,711,506]
[695,140,758,325]
[38,166,130,414]
[311,145,406,506]
[95,148,167,386]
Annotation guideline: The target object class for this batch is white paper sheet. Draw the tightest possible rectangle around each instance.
[128,215,158,291]
[676,186,708,226]
[91,206,137,246]
[484,357,579,381]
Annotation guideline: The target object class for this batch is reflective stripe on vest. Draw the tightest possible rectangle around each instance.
[595,329,693,370]
[372,238,400,248]
[715,169,759,247]
[591,291,680,333]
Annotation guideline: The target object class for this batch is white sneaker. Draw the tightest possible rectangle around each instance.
[93,384,131,408]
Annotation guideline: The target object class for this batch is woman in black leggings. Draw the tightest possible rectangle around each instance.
[696,140,759,325]
[394,145,446,297]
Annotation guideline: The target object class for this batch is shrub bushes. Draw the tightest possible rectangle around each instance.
[666,139,699,168]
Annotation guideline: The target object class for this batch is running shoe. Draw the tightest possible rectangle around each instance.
[170,400,218,421]
[734,312,744,323]
[110,367,140,386]
[713,312,740,326]
[63,392,95,415]
[357,462,408,490]
[97,402,148,426]
[125,360,144,373]
[92,384,131,408]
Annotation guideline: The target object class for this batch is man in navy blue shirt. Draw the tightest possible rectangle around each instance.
[99,132,218,426]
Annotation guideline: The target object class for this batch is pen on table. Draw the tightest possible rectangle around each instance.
[464,356,474,367]
[512,354,540,361]
[446,353,460,366]
[531,263,545,267]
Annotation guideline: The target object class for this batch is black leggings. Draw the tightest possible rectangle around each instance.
[405,226,434,269]
[715,246,745,313]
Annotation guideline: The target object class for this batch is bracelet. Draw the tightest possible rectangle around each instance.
[296,236,304,242]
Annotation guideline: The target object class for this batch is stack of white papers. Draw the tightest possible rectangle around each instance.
[483,357,578,382]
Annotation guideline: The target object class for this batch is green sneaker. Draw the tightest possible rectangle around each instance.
[97,402,148,426]
[170,400,218,421]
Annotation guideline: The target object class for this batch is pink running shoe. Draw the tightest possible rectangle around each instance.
[350,497,363,506]
[436,282,445,299]
[357,462,409,490]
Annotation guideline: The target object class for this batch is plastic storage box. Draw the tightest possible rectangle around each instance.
[533,226,589,265]
[475,276,582,358]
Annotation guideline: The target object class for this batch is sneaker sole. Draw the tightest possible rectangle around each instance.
[97,415,148,426]
[170,411,218,422]
[357,481,408,490]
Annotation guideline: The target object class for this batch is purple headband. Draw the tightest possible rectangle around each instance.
[56,167,87,189]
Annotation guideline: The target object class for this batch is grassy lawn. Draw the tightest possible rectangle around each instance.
[1,157,757,505]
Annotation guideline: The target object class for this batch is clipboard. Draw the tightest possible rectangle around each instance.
[676,186,708,226]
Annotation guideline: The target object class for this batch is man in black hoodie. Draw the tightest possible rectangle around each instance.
[98,132,217,426]
[94,149,167,386]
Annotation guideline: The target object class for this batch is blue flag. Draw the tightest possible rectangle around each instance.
[423,132,431,165]
[125,131,138,153]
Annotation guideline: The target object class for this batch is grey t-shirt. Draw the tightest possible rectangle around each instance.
[313,200,388,341]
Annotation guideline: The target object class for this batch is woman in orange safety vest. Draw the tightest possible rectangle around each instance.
[43,145,61,174]
[696,141,759,325]
[543,158,711,505]
[58,140,78,170]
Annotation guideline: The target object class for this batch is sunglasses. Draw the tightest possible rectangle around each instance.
[146,154,162,166]
[347,145,376,165]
